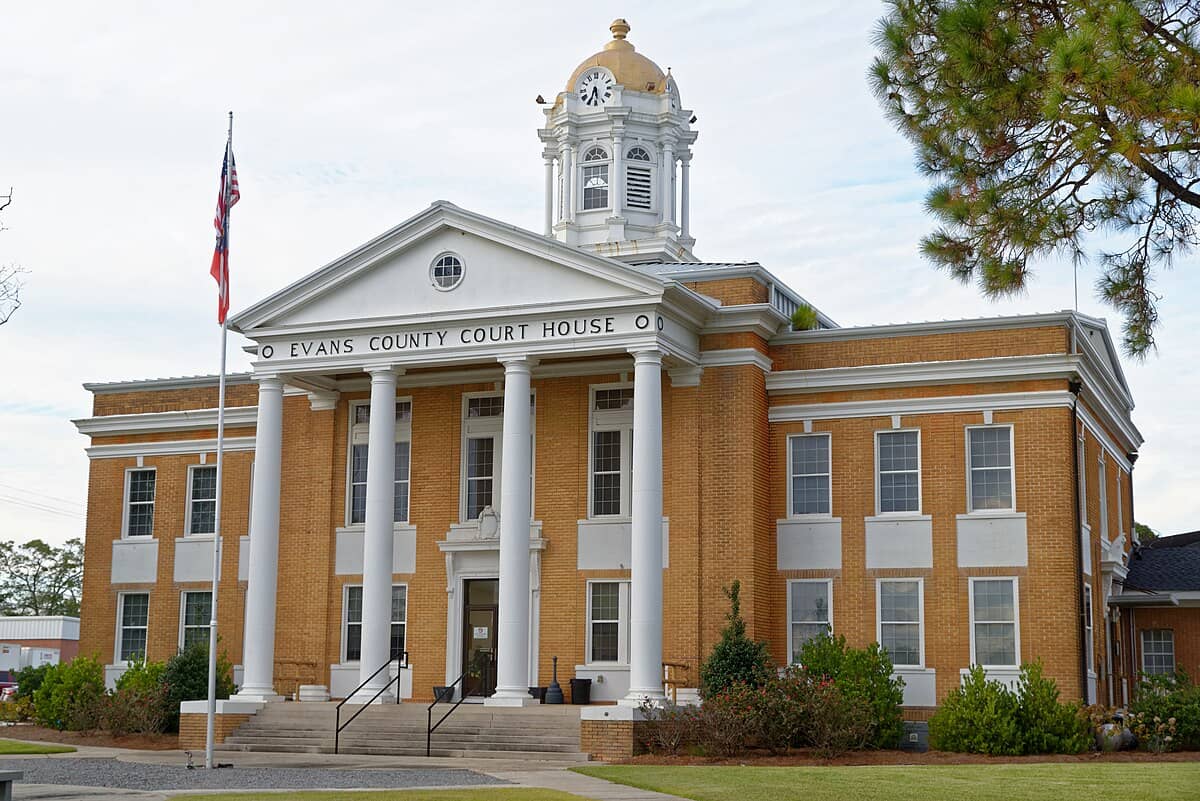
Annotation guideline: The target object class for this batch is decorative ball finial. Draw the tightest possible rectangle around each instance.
[610,18,630,39]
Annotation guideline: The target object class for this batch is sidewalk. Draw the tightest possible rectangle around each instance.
[2,739,691,801]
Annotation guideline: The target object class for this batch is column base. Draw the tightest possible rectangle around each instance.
[347,686,396,705]
[618,690,666,708]
[231,688,285,703]
[485,689,538,707]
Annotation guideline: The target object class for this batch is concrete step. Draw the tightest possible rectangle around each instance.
[216,741,589,761]
[225,734,582,753]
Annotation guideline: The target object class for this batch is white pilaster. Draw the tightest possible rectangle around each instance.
[622,350,666,705]
[680,155,691,240]
[611,134,624,215]
[662,143,676,226]
[488,356,536,706]
[561,143,575,222]
[234,376,284,702]
[352,367,398,703]
[543,157,555,235]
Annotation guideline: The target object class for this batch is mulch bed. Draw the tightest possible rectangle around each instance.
[621,749,1200,766]
[0,723,179,751]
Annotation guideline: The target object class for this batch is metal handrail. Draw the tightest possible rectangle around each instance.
[334,651,408,755]
[426,669,470,757]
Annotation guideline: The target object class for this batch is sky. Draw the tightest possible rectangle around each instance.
[1,1,1197,546]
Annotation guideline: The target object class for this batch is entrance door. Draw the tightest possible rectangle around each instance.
[462,579,499,697]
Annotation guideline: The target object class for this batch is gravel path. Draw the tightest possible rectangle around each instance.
[0,757,508,791]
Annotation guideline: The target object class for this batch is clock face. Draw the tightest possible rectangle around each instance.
[578,70,615,107]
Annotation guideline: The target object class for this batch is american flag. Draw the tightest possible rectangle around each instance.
[209,139,240,324]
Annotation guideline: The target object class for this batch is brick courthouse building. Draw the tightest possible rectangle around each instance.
[74,21,1146,736]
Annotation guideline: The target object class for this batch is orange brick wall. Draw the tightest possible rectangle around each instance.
[179,712,250,748]
[684,277,768,306]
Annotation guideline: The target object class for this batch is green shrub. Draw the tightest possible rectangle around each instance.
[13,663,52,700]
[696,683,761,756]
[32,656,106,731]
[1016,661,1090,754]
[161,642,234,731]
[698,581,772,697]
[929,666,1023,755]
[1131,672,1200,751]
[115,656,166,693]
[797,633,905,748]
[102,683,172,736]
[790,303,820,331]
[804,677,875,758]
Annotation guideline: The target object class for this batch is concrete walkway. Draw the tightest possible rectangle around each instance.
[1,739,691,801]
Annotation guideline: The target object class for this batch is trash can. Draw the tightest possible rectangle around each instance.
[569,677,592,705]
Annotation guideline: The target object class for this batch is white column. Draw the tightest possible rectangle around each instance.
[235,376,284,701]
[611,135,623,215]
[543,157,555,234]
[680,155,691,239]
[662,143,676,227]
[488,357,536,706]
[561,143,574,222]
[622,350,666,705]
[353,367,398,703]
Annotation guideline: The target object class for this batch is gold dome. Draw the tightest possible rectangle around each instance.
[565,19,669,95]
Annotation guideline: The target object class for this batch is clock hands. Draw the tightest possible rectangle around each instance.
[588,85,599,105]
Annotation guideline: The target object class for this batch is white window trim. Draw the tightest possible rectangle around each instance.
[114,591,150,666]
[967,576,1021,669]
[344,398,413,528]
[584,579,630,666]
[121,466,157,539]
[588,383,633,520]
[965,424,1016,514]
[1098,452,1109,542]
[1141,629,1175,676]
[876,578,925,668]
[787,433,833,519]
[458,391,536,523]
[1083,583,1094,672]
[184,463,218,538]
[178,590,211,651]
[787,578,833,663]
[874,429,922,516]
[1077,434,1087,522]
[623,146,656,212]
[340,582,408,664]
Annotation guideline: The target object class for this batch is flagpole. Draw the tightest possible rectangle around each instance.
[205,111,234,771]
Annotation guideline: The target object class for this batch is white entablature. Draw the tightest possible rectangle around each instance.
[538,19,698,263]
[229,201,721,378]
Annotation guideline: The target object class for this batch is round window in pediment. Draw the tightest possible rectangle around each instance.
[430,252,464,291]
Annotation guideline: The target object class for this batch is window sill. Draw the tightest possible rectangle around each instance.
[783,514,840,523]
[865,514,931,523]
[957,511,1025,520]
[579,663,629,670]
[336,523,417,534]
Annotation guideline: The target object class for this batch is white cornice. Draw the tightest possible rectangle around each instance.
[765,354,1079,394]
[1076,402,1136,471]
[73,406,259,436]
[85,437,257,460]
[700,304,788,339]
[699,348,773,373]
[83,374,255,394]
[771,311,1076,345]
[768,391,1075,422]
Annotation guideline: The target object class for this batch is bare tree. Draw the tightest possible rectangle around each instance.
[0,187,26,326]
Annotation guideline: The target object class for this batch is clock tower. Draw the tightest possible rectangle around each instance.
[539,19,698,263]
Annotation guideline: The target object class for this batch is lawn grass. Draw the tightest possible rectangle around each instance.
[0,738,76,755]
[575,763,1200,801]
[183,791,589,801]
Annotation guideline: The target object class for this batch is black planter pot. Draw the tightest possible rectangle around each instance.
[433,685,453,702]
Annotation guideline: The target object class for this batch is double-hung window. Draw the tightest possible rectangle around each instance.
[877,579,923,667]
[343,584,407,662]
[589,386,633,517]
[1141,629,1175,676]
[581,146,610,210]
[124,468,156,537]
[876,430,920,514]
[180,590,211,650]
[1098,454,1109,540]
[460,394,535,522]
[117,593,149,663]
[1083,584,1094,672]
[788,580,832,663]
[347,401,412,525]
[970,578,1019,667]
[587,581,630,664]
[788,434,831,516]
[967,426,1015,512]
[186,465,217,535]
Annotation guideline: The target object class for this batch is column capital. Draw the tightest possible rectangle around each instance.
[628,349,663,367]
[253,374,285,391]
[364,365,403,381]
[498,355,539,372]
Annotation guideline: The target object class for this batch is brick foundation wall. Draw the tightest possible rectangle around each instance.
[580,719,655,761]
[178,712,252,749]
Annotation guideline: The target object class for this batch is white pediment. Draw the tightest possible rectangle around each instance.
[232,202,664,334]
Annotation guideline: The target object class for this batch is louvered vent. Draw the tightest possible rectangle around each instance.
[626,166,652,210]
